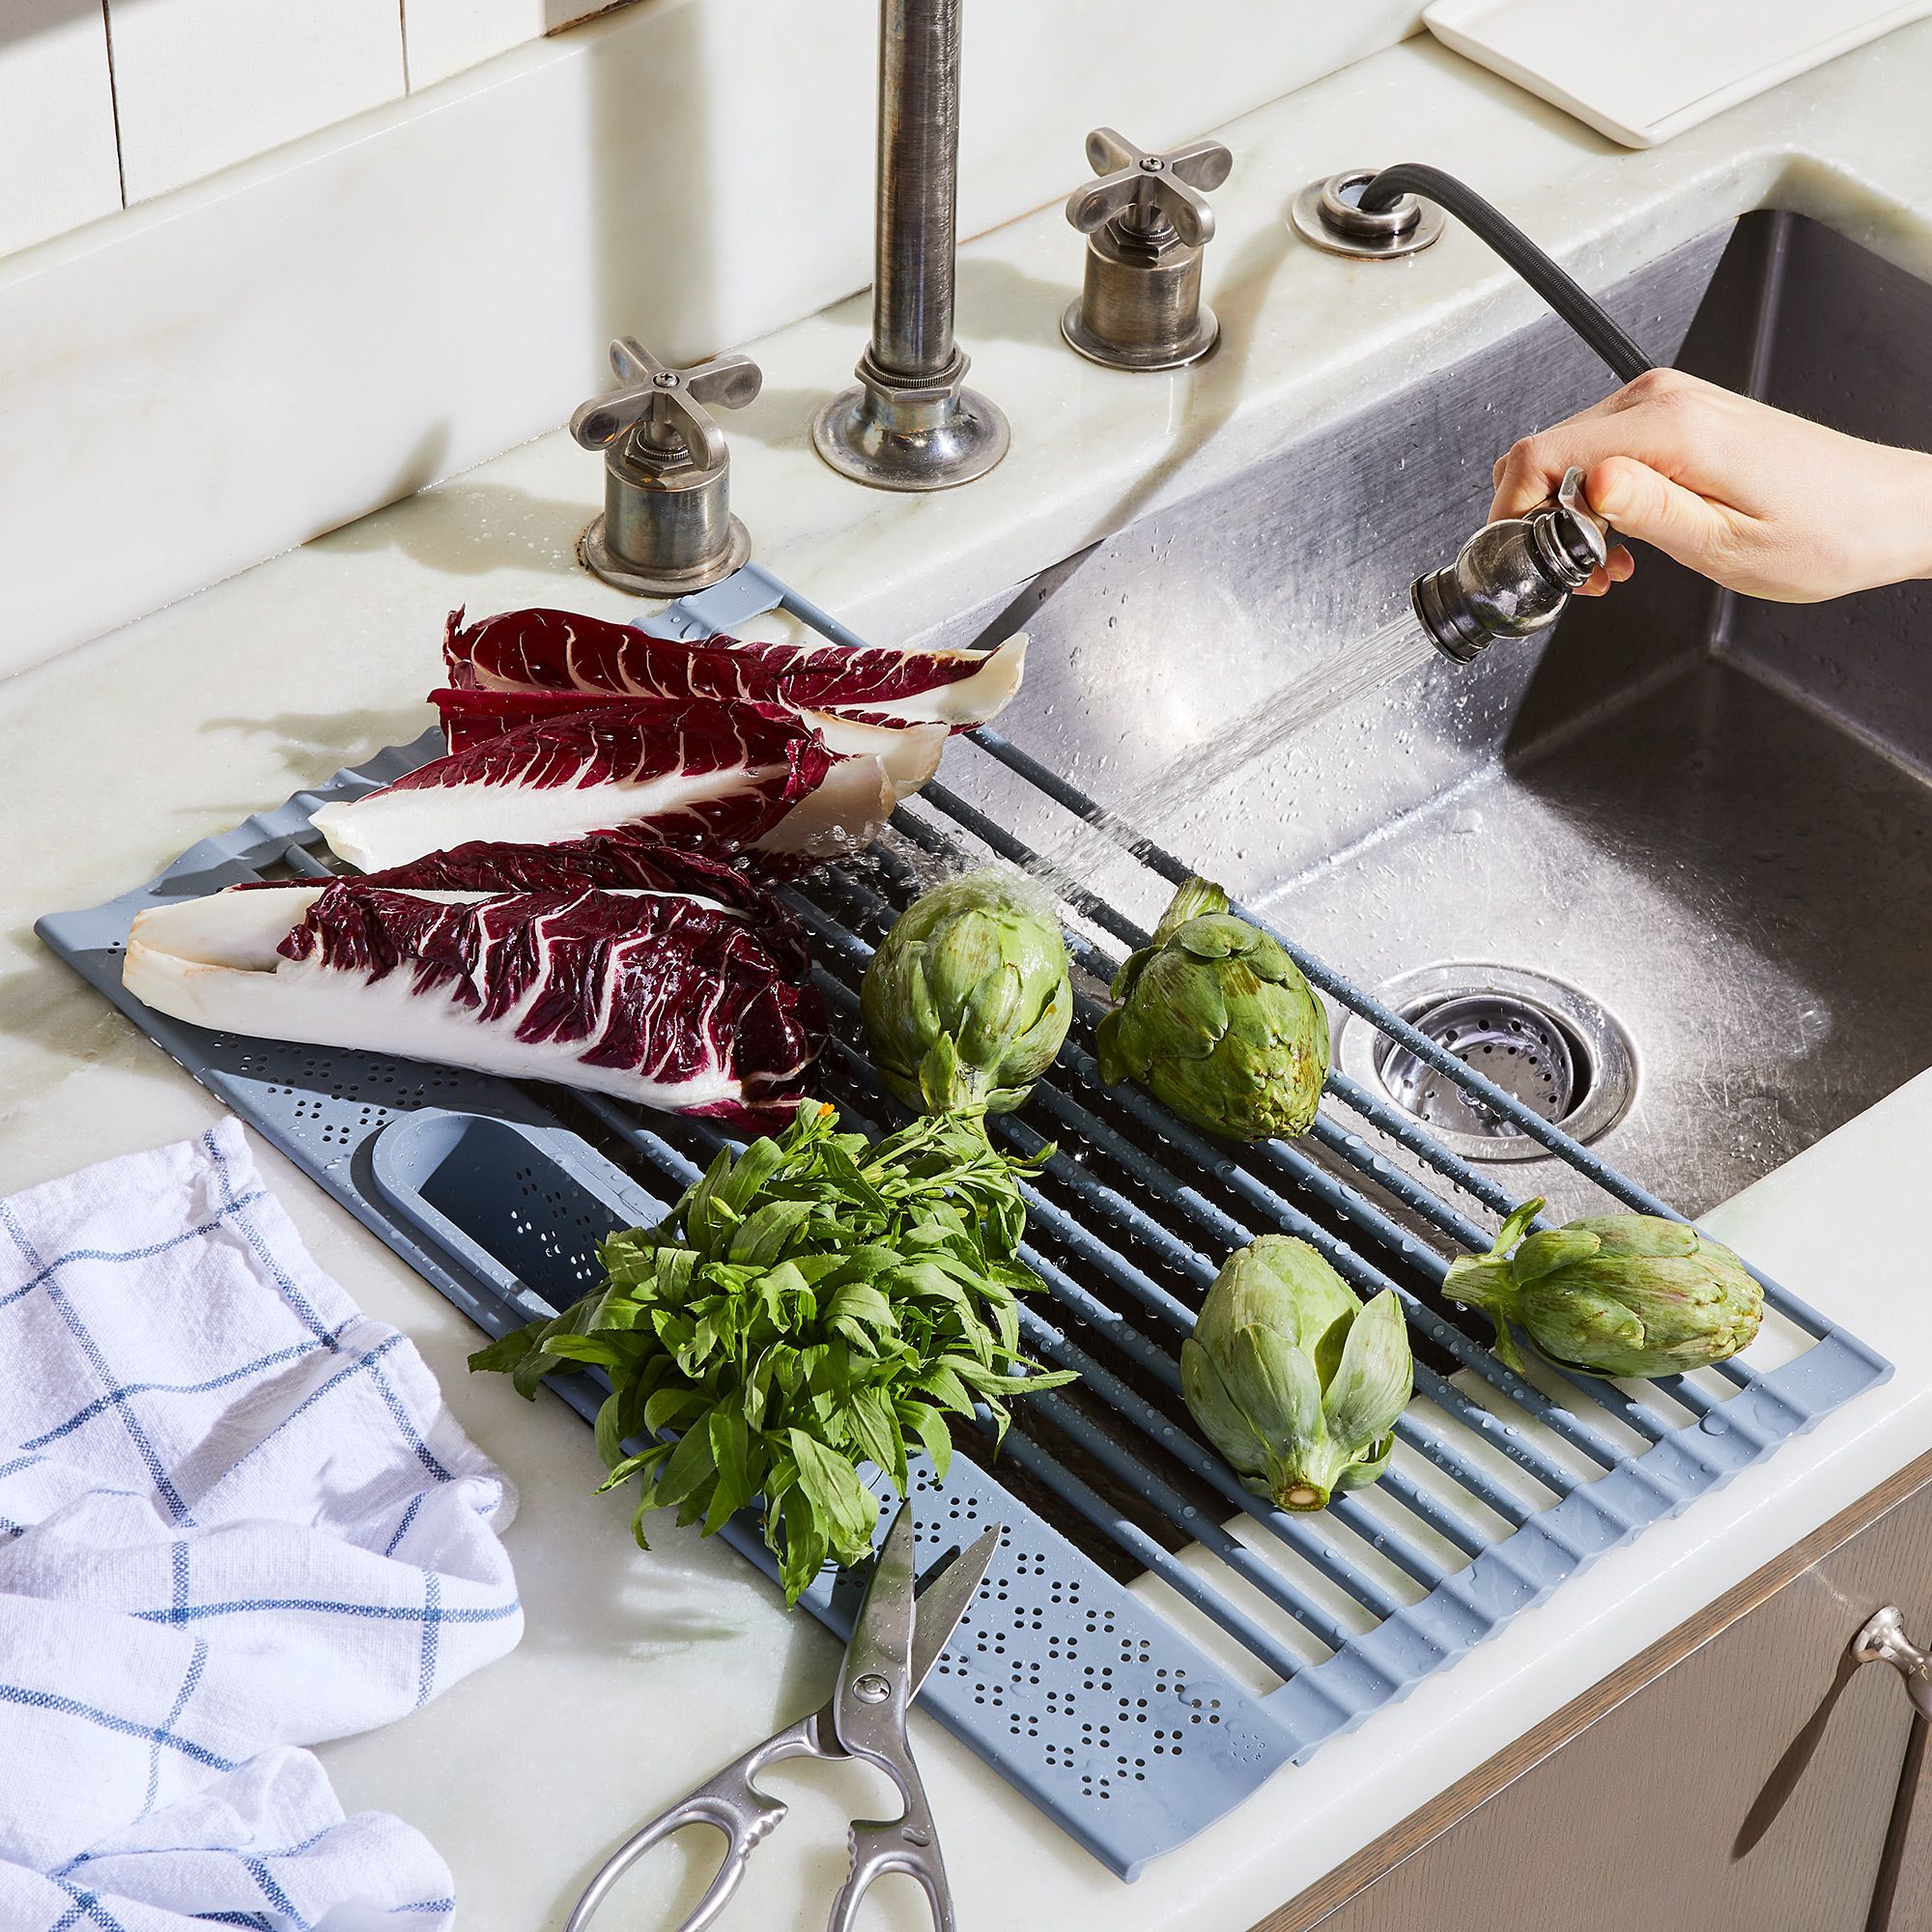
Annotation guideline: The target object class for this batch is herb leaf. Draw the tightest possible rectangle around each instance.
[470,1102,1076,1603]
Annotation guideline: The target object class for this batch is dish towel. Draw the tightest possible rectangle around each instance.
[0,1120,524,1931]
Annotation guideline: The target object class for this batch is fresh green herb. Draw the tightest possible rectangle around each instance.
[470,1101,1077,1603]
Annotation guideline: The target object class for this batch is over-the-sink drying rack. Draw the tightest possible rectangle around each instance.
[39,565,1890,1882]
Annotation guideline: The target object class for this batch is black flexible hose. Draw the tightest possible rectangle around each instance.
[1359,163,1657,386]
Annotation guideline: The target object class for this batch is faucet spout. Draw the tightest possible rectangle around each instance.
[1412,466,1610,665]
[872,0,959,382]
[811,0,1010,491]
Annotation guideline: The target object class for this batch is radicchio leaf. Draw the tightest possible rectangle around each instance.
[441,605,1027,728]
[430,685,691,756]
[343,831,810,979]
[125,880,826,1130]
[431,683,945,796]
[310,699,892,876]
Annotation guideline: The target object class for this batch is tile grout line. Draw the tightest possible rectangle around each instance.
[99,1,128,209]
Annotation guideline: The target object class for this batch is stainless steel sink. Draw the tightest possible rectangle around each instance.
[917,212,1932,1216]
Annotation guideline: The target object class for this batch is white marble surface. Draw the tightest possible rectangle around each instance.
[0,0,1420,679]
[4,21,1932,1932]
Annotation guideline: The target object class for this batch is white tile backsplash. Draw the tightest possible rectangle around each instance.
[0,1,124,257]
[405,0,548,89]
[405,0,638,89]
[0,0,1424,678]
[107,0,406,202]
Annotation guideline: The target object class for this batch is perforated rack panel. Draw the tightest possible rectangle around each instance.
[39,565,1890,1881]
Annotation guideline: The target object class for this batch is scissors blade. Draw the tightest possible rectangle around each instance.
[909,1521,1002,1694]
[837,1498,920,1708]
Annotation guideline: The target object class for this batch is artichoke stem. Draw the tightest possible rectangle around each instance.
[1440,1258,1513,1312]
[1281,1482,1327,1511]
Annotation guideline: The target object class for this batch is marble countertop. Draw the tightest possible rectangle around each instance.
[5,21,1932,1931]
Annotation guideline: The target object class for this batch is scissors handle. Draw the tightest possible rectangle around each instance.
[827,1816,956,1932]
[562,1713,823,1932]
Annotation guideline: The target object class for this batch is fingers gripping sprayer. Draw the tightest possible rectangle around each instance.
[1289,162,1656,668]
[1410,466,1613,665]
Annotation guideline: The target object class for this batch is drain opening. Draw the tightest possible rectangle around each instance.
[1344,964,1635,1160]
[1377,993,1583,1140]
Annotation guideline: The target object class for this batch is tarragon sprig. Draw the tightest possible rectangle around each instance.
[470,1102,1077,1604]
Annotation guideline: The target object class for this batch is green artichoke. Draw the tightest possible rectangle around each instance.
[862,869,1072,1116]
[1180,1236,1412,1511]
[1443,1198,1763,1379]
[1095,877,1329,1142]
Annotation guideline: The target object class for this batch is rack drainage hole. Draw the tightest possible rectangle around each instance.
[1349,965,1634,1162]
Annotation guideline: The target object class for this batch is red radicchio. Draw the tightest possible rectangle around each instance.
[309,698,892,876]
[345,831,810,980]
[273,881,825,1129]
[441,605,1026,729]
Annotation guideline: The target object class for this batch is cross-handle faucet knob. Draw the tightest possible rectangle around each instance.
[1065,128,1233,252]
[572,336,761,598]
[1061,127,1232,371]
[570,338,762,476]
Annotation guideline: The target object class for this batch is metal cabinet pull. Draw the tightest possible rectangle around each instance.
[1853,1605,1932,1719]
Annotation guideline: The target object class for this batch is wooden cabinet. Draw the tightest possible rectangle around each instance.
[1262,1457,1932,1932]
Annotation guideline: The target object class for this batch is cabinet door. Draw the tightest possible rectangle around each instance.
[1869,1713,1931,1930]
[1287,1473,1932,1932]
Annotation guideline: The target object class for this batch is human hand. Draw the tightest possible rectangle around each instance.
[1488,367,1932,602]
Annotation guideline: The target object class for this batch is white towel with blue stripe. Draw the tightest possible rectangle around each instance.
[0,1120,523,1930]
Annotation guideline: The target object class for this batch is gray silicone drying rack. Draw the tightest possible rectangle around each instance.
[39,563,1891,1883]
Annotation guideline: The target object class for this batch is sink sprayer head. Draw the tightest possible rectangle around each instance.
[1412,466,1610,665]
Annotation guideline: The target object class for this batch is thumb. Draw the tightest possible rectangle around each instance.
[1586,456,1730,571]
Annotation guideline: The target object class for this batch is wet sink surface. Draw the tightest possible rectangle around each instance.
[1287,650,1932,1213]
[921,211,1932,1217]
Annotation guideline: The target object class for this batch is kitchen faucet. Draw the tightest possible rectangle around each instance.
[811,0,1010,492]
[1293,162,1658,663]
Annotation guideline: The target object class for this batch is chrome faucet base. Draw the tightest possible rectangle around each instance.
[578,512,751,599]
[811,350,1009,492]
[817,0,1007,495]
[1061,128,1232,372]
[1291,170,1445,260]
[569,337,760,597]
[1061,296,1218,372]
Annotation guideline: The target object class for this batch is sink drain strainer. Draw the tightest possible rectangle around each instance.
[1378,991,1576,1138]
[1341,964,1635,1162]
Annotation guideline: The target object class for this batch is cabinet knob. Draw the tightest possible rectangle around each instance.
[1853,1605,1932,1719]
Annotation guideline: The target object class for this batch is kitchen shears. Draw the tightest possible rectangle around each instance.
[562,1502,999,1932]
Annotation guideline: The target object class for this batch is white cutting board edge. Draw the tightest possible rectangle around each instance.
[1424,0,1932,149]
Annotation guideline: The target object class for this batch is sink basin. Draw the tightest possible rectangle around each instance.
[917,212,1932,1217]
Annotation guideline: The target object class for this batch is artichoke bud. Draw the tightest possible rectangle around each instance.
[1095,876,1330,1143]
[862,869,1073,1117]
[1181,1236,1412,1511]
[1444,1198,1764,1380]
